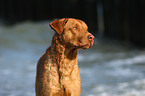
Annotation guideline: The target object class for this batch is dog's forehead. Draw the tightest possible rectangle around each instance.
[66,19,88,29]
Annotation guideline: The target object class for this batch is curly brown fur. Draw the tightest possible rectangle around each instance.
[35,18,94,96]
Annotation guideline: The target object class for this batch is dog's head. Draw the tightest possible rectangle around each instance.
[50,18,95,50]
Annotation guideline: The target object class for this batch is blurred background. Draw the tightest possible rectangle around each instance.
[1,0,145,96]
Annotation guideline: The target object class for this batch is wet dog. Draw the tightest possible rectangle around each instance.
[35,18,95,96]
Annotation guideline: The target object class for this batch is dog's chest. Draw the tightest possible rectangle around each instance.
[59,61,81,95]
[59,59,77,75]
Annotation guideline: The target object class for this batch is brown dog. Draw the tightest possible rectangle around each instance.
[35,18,95,96]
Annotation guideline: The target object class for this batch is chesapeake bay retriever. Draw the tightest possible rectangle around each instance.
[35,18,95,96]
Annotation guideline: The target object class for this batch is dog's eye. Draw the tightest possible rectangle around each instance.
[73,27,78,30]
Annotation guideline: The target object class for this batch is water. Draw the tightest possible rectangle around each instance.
[0,21,145,96]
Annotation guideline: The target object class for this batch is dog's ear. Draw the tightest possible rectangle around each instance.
[50,18,68,34]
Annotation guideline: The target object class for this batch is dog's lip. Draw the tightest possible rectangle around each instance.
[74,43,88,48]
[74,42,93,49]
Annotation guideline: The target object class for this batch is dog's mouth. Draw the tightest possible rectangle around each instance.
[65,39,94,50]
[74,42,93,50]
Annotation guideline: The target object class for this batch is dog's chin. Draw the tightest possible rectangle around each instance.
[71,41,94,49]
[77,42,93,50]
[81,43,92,50]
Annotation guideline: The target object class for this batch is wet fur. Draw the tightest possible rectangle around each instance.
[35,18,94,96]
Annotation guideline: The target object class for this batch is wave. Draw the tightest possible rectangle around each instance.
[88,79,145,96]
[106,54,145,66]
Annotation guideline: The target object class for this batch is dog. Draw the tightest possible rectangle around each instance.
[35,18,95,96]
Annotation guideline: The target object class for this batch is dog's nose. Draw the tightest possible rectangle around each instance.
[88,35,95,41]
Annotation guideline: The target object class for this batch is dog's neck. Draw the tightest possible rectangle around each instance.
[47,33,78,64]
[46,33,79,76]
